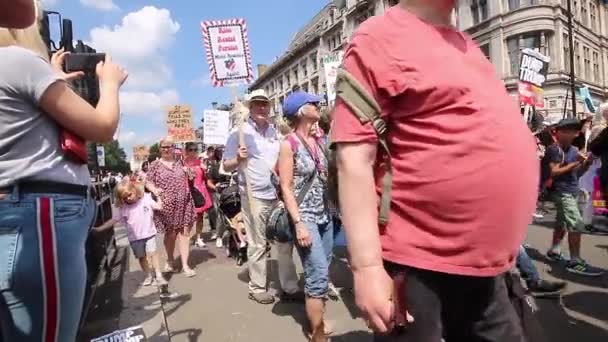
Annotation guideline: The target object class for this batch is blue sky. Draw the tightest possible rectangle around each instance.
[41,0,328,157]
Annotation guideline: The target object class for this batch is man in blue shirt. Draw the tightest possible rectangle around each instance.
[546,118,603,277]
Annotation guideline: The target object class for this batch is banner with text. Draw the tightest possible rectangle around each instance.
[91,325,147,342]
[322,51,344,106]
[203,110,231,145]
[201,19,254,87]
[166,105,196,143]
[518,48,550,109]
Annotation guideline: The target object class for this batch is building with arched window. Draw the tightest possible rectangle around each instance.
[458,0,608,122]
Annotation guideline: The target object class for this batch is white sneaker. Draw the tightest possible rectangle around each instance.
[239,241,247,248]
[210,233,218,240]
[195,238,206,248]
[164,263,176,273]
[216,238,223,248]
[155,274,168,286]
[142,275,154,286]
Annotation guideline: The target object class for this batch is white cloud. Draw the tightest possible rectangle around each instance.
[119,89,179,116]
[89,6,180,91]
[80,0,118,11]
[87,7,181,149]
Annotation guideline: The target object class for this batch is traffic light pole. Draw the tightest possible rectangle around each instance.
[567,0,577,118]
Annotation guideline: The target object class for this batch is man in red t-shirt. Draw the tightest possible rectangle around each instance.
[332,1,538,341]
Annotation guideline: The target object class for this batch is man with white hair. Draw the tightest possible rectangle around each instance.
[223,89,301,304]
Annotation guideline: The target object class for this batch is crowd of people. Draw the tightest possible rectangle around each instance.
[0,1,607,342]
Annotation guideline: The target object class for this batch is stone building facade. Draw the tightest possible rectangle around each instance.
[252,0,607,123]
[248,0,400,115]
[458,0,608,122]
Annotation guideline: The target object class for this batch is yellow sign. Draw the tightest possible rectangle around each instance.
[166,105,196,142]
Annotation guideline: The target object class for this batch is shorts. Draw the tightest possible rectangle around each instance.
[554,192,585,232]
[130,235,157,258]
[374,263,525,342]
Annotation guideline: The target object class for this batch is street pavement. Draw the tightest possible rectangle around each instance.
[81,211,608,342]
[160,214,608,342]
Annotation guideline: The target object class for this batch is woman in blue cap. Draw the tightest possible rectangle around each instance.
[277,91,333,341]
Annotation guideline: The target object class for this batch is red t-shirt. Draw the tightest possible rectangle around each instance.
[331,7,539,277]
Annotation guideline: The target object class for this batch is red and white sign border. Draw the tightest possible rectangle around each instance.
[201,18,254,87]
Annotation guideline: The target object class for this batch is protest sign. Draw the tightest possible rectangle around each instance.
[203,110,231,145]
[322,51,344,105]
[96,145,105,167]
[166,105,196,143]
[91,325,147,342]
[201,19,254,87]
[518,48,550,108]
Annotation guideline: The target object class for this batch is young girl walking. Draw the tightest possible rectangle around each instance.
[96,181,168,286]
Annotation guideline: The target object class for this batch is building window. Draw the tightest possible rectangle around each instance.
[508,0,539,11]
[574,0,579,18]
[301,61,308,78]
[293,67,299,84]
[311,54,318,71]
[563,33,570,71]
[549,100,558,108]
[592,50,599,82]
[581,0,588,26]
[583,46,591,80]
[506,32,542,76]
[470,0,488,24]
[507,37,520,76]
[590,1,598,30]
[480,43,491,60]
[286,73,291,87]
[575,40,580,75]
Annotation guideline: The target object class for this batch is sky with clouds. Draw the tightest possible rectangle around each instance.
[40,0,327,157]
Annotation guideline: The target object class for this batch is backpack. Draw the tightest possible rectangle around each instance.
[328,69,392,225]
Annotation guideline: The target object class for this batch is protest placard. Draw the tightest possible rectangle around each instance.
[203,110,231,145]
[518,48,550,108]
[201,19,254,87]
[322,51,344,105]
[132,145,150,162]
[166,105,196,143]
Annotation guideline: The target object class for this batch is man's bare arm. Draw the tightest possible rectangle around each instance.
[0,0,35,29]
[337,142,383,270]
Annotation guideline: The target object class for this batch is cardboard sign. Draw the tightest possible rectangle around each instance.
[91,326,147,342]
[519,49,549,87]
[203,110,231,145]
[201,19,254,87]
[132,145,150,162]
[323,51,344,105]
[166,105,196,143]
[518,49,549,108]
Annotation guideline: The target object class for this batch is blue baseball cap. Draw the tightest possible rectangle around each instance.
[283,91,322,117]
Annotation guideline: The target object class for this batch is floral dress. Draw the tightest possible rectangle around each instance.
[287,134,330,225]
[147,159,196,234]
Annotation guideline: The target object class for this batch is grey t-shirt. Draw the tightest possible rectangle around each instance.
[0,46,90,188]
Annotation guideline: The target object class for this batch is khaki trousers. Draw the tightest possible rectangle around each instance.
[241,195,299,294]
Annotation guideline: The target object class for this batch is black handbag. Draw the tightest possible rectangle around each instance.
[189,179,206,209]
[267,168,316,243]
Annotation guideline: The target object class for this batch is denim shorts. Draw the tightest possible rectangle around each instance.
[0,186,96,342]
[296,220,334,299]
[130,235,157,259]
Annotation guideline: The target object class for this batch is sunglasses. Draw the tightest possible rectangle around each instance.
[187,148,197,152]
[160,145,172,149]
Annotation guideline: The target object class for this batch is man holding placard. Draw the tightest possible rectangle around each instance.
[223,90,301,305]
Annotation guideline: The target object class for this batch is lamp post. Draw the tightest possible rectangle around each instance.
[566,0,577,118]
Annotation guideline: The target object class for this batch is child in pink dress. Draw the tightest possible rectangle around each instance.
[95,182,168,286]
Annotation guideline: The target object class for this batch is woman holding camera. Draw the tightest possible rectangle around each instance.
[0,4,127,341]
